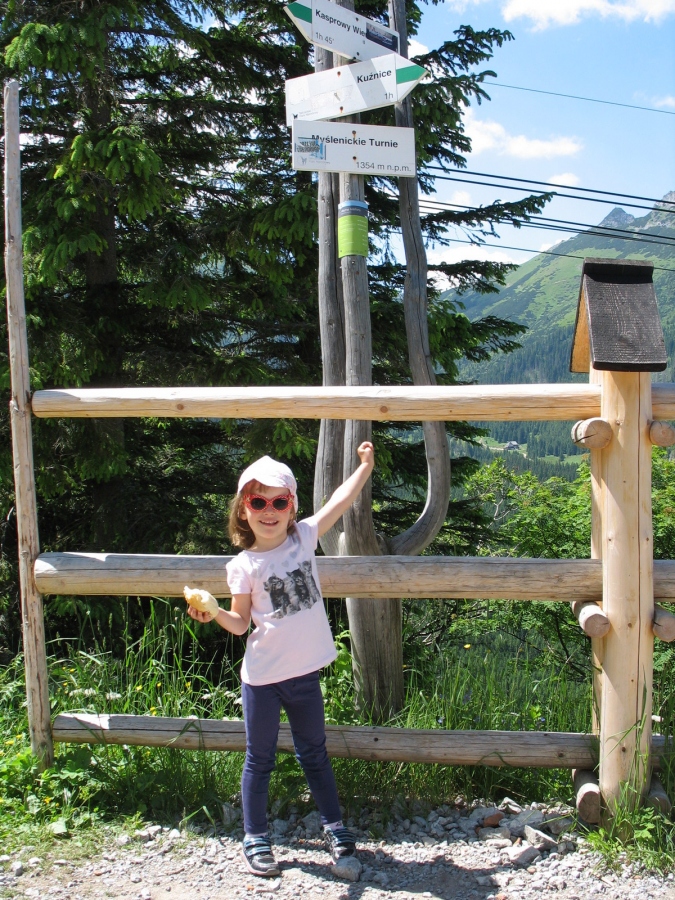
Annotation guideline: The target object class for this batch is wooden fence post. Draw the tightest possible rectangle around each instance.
[571,257,665,816]
[589,366,604,737]
[598,369,653,814]
[3,80,53,767]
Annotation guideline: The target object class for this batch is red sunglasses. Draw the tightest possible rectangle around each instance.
[243,493,294,513]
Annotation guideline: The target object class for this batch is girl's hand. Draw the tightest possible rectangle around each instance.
[186,605,214,623]
[357,441,374,467]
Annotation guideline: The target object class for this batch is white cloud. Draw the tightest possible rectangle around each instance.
[654,95,675,108]
[445,0,675,28]
[408,38,429,57]
[538,240,564,252]
[451,190,473,206]
[464,109,583,159]
[547,172,581,186]
[502,0,675,28]
[428,243,528,269]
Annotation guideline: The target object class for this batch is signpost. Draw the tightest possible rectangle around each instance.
[285,53,427,124]
[285,0,399,61]
[292,121,415,176]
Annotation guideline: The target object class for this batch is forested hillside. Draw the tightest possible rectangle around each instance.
[452,197,675,458]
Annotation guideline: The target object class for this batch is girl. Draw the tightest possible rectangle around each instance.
[185,442,374,877]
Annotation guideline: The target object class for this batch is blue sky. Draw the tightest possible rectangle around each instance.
[408,0,675,274]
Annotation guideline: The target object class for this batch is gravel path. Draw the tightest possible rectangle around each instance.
[2,799,675,900]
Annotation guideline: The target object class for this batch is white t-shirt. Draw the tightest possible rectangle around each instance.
[225,517,337,685]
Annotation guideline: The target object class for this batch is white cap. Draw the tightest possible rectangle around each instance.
[237,456,298,510]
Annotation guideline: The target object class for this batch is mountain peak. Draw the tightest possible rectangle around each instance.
[655,190,675,209]
[598,207,635,229]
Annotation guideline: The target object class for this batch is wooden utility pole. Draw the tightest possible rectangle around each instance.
[319,0,401,719]
[313,46,346,558]
[4,81,53,767]
[310,0,449,717]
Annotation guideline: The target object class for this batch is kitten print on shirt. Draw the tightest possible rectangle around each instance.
[264,560,322,619]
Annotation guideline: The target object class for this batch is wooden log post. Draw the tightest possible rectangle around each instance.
[652,604,675,642]
[572,600,610,638]
[646,775,672,815]
[573,769,601,824]
[649,421,675,448]
[571,417,613,450]
[3,81,53,767]
[598,369,654,815]
[570,258,666,819]
[30,382,604,420]
[589,366,605,735]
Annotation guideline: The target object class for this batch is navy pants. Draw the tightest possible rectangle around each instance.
[241,670,342,835]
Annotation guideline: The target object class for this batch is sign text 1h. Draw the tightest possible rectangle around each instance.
[285,53,427,124]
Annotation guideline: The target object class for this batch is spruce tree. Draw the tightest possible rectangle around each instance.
[1,0,547,654]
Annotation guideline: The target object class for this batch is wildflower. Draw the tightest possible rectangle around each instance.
[68,669,75,673]
[135,685,143,692]
[106,692,122,701]
[156,683,161,689]
[185,682,191,689]
[149,707,157,715]
[464,644,471,649]
[201,693,212,700]
[43,797,53,805]
[233,697,243,706]
[4,739,14,746]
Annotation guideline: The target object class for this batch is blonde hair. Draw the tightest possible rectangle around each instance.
[228,480,296,550]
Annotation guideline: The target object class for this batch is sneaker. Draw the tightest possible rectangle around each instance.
[241,835,280,877]
[324,825,357,862]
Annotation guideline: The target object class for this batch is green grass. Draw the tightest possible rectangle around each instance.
[1,600,674,870]
[1,603,586,834]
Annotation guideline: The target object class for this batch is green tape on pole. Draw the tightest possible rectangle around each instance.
[338,215,368,258]
[338,200,369,258]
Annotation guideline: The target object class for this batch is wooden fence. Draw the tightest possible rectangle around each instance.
[5,79,675,824]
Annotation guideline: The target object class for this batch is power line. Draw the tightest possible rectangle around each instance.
[421,236,675,274]
[427,167,675,210]
[416,199,675,251]
[416,197,675,247]
[424,172,672,216]
[486,81,675,117]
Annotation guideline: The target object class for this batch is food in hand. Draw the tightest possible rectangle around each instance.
[183,586,220,619]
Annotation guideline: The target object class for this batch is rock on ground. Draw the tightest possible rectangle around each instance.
[2,800,675,900]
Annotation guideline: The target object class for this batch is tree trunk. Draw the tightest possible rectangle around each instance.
[387,0,451,557]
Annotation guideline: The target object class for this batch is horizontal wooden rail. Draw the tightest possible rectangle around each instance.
[52,713,670,769]
[32,384,604,421]
[27,384,675,421]
[35,553,675,601]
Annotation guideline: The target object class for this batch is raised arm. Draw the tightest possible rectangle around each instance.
[314,441,374,538]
